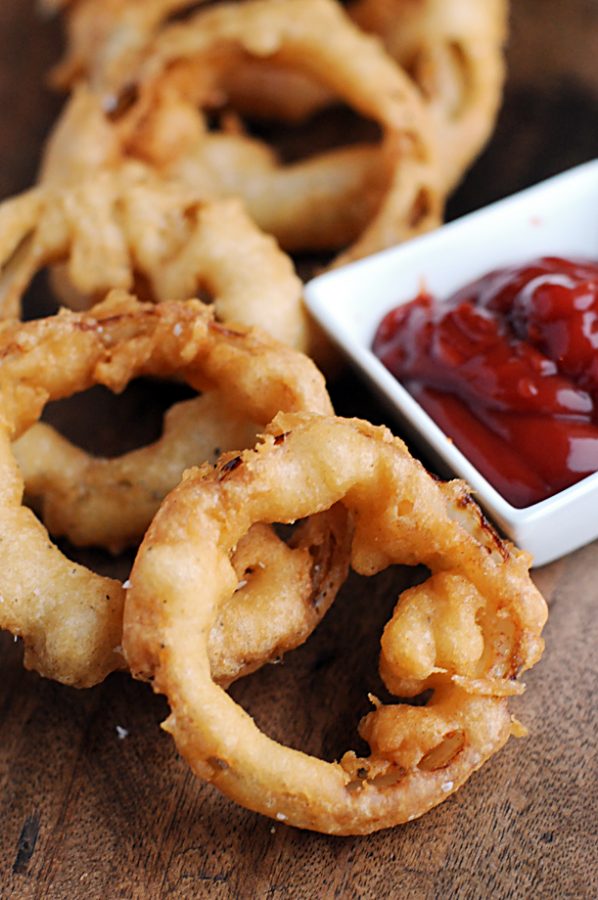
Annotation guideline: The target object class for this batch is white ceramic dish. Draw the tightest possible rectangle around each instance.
[305,160,598,566]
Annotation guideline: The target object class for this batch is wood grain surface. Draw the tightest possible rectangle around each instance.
[1,2,598,898]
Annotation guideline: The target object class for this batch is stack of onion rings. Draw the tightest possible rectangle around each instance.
[124,413,547,834]
[0,0,548,838]
[0,291,341,686]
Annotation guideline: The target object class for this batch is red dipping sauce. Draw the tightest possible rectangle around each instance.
[372,257,598,507]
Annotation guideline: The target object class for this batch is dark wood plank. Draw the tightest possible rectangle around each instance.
[1,2,597,898]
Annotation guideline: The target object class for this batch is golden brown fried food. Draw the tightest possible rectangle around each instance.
[184,0,507,190]
[43,0,441,262]
[47,0,334,121]
[350,0,508,188]
[47,0,204,91]
[213,506,352,687]
[14,391,259,553]
[0,157,309,350]
[0,292,333,686]
[56,0,500,196]
[123,413,547,834]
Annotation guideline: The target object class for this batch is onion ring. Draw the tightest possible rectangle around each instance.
[43,0,441,262]
[13,391,259,553]
[0,160,309,351]
[124,413,547,834]
[162,0,506,191]
[218,0,507,191]
[44,0,503,255]
[224,0,508,191]
[46,0,333,122]
[350,0,508,189]
[47,0,504,169]
[0,292,333,686]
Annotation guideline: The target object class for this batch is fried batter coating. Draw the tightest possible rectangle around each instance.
[0,160,309,351]
[124,414,547,834]
[48,0,504,197]
[0,293,334,686]
[47,0,205,92]
[43,0,441,262]
[351,0,508,188]
[14,392,259,553]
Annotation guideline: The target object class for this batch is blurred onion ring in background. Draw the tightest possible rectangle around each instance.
[45,0,506,195]
[0,163,311,353]
[350,0,508,189]
[42,0,442,263]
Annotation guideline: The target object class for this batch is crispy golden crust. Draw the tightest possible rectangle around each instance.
[14,392,259,553]
[350,0,508,188]
[123,413,547,834]
[44,0,506,261]
[43,0,442,262]
[49,0,503,196]
[210,0,508,191]
[0,155,309,352]
[204,506,352,687]
[0,293,333,685]
[127,0,442,262]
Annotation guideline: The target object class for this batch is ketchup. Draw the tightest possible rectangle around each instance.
[372,257,598,507]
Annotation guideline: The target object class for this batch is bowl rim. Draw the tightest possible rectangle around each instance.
[305,159,598,540]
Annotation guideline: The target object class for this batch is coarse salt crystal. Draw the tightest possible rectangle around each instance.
[275,812,287,821]
[173,323,183,336]
[122,579,132,589]
[115,725,129,740]
[441,781,454,792]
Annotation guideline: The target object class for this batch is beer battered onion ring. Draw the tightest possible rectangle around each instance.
[198,0,506,192]
[0,292,338,687]
[14,391,258,553]
[45,0,330,123]
[350,0,508,189]
[50,0,502,195]
[214,0,507,190]
[124,413,547,835]
[0,167,308,352]
[45,0,440,262]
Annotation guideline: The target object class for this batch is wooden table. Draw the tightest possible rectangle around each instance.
[1,2,597,897]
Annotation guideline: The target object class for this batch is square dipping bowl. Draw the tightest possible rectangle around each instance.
[305,160,598,567]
